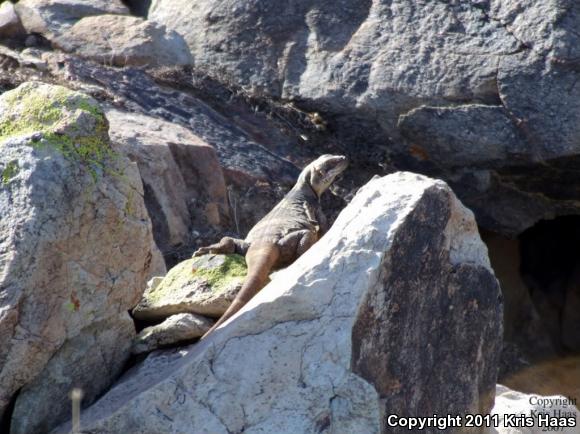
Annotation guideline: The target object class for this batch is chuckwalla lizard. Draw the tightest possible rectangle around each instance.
[194,154,348,338]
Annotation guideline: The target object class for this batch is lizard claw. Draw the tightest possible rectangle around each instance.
[192,248,209,257]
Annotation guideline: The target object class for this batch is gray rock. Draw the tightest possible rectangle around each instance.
[398,104,527,168]
[0,82,161,434]
[53,15,192,67]
[15,0,129,38]
[0,1,25,39]
[11,317,135,434]
[132,313,214,355]
[54,172,502,434]
[106,108,229,255]
[149,0,580,236]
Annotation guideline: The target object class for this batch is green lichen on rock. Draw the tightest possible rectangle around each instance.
[148,254,248,304]
[1,159,19,185]
[193,254,248,290]
[133,254,250,320]
[0,82,116,179]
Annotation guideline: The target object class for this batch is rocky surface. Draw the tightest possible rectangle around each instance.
[150,0,580,236]
[133,254,247,321]
[0,82,162,434]
[133,313,213,355]
[106,108,229,255]
[488,385,579,434]
[1,1,579,431]
[0,1,25,40]
[54,172,502,434]
[15,0,130,39]
[53,14,192,67]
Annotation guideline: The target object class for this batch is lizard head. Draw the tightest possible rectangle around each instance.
[300,154,349,198]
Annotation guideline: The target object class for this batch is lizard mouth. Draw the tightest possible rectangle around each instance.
[326,156,349,181]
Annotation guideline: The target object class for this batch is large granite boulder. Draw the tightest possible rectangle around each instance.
[54,172,502,434]
[53,15,192,67]
[0,82,163,434]
[106,108,229,256]
[150,0,580,236]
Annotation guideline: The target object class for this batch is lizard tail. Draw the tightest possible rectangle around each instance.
[238,243,280,302]
[201,243,280,338]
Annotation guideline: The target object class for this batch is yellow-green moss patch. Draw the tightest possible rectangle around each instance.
[145,254,248,305]
[193,254,248,290]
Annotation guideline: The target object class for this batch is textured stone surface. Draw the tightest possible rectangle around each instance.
[150,0,580,236]
[0,82,161,434]
[0,1,25,39]
[488,385,579,434]
[106,108,229,255]
[133,254,247,321]
[133,313,213,355]
[14,0,129,38]
[53,15,192,67]
[54,172,502,434]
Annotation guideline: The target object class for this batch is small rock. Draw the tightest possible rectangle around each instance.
[53,14,192,67]
[132,313,214,355]
[15,0,129,39]
[132,254,248,321]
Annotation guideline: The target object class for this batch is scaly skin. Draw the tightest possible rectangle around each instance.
[194,154,348,339]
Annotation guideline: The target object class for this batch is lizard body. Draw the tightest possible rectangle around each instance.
[194,154,348,338]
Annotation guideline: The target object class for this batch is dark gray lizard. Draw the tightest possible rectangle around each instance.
[194,154,348,338]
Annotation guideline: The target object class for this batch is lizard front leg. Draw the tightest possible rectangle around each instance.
[193,236,250,257]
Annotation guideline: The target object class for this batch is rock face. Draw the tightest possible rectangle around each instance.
[15,0,129,38]
[489,385,580,434]
[133,254,247,321]
[150,0,580,236]
[54,172,502,434]
[0,82,162,434]
[53,15,192,67]
[106,108,229,256]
